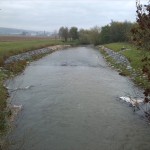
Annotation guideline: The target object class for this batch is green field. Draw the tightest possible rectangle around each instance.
[0,39,62,54]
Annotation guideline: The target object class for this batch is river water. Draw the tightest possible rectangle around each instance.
[6,47,150,150]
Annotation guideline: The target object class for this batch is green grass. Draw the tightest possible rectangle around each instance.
[121,49,143,70]
[0,70,9,132]
[0,39,62,53]
[104,42,135,52]
[101,42,150,88]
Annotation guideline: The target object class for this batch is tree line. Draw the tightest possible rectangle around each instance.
[58,21,135,45]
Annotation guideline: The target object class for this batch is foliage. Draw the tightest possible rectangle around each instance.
[78,27,101,45]
[69,27,79,40]
[100,21,134,44]
[59,26,69,42]
[131,1,150,51]
[78,29,91,44]
[100,25,111,44]
[131,0,150,106]
[88,26,101,45]
[58,21,134,45]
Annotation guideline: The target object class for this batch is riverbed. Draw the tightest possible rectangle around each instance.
[6,47,150,150]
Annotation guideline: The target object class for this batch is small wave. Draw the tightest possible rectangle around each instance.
[6,85,34,92]
[60,63,106,68]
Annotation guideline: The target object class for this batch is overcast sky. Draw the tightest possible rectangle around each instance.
[0,0,147,31]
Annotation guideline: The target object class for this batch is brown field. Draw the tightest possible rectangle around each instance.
[0,35,53,42]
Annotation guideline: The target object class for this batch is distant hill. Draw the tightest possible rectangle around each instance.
[0,27,52,36]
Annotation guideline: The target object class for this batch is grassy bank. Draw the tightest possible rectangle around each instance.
[102,42,150,88]
[0,39,63,66]
[0,37,80,66]
[0,37,78,133]
[104,42,134,52]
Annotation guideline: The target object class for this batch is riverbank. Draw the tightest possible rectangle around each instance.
[0,44,71,134]
[99,42,150,89]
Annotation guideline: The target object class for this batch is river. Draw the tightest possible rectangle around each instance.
[6,47,150,150]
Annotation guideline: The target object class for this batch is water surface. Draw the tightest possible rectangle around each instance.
[7,47,150,150]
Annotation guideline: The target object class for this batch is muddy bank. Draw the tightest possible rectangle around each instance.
[4,45,71,64]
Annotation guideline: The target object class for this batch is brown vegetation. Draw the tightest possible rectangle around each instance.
[131,0,150,119]
[0,35,53,42]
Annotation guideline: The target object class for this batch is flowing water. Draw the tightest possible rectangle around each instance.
[6,47,150,150]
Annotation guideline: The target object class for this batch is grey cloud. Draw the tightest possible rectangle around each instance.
[0,0,140,31]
